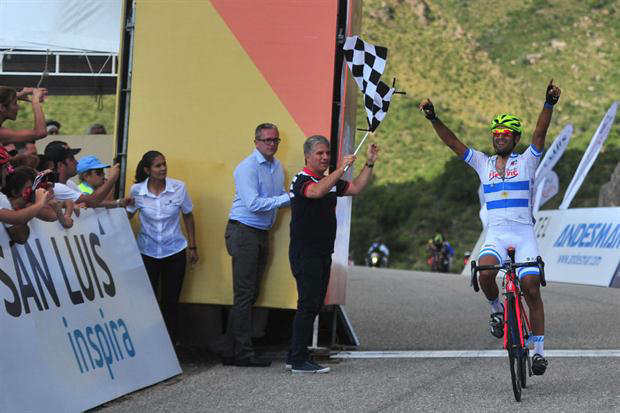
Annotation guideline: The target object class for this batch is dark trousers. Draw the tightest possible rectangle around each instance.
[288,252,332,365]
[224,221,269,360]
[142,249,187,341]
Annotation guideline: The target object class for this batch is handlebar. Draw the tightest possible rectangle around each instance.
[470,256,546,292]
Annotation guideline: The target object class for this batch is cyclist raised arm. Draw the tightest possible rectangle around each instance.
[531,80,561,152]
[418,99,467,158]
[419,79,562,377]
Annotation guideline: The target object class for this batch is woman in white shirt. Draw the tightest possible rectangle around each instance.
[126,150,198,342]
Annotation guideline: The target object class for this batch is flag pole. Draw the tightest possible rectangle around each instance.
[344,131,371,172]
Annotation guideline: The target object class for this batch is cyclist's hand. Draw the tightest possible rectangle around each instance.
[545,79,561,106]
[418,98,437,120]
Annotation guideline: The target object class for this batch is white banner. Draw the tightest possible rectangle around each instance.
[559,102,618,210]
[463,207,620,288]
[534,207,620,286]
[533,169,559,213]
[535,124,573,183]
[0,0,121,53]
[0,209,181,412]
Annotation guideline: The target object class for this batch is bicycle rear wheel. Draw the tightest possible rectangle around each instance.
[506,296,522,402]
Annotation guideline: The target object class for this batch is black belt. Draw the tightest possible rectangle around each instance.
[228,219,268,233]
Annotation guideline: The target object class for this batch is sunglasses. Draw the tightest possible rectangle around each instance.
[492,129,514,138]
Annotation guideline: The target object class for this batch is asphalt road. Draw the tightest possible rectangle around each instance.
[97,266,620,412]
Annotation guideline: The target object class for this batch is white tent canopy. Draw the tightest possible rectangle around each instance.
[0,0,121,53]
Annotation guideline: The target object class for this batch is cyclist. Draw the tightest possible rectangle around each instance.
[419,79,561,376]
[427,232,444,271]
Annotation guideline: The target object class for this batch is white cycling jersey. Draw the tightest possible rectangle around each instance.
[463,144,542,227]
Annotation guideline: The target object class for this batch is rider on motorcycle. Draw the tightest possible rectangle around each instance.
[367,239,390,267]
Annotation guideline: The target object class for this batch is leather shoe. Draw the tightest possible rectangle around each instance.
[234,357,271,367]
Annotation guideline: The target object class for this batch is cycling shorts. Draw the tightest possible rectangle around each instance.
[478,223,541,281]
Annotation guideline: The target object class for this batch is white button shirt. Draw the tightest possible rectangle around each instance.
[126,177,193,259]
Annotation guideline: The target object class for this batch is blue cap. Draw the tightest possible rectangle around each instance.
[77,155,110,174]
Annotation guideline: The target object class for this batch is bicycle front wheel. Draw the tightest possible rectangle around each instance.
[518,302,530,388]
[506,296,522,402]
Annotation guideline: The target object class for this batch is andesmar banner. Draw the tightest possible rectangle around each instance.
[534,207,620,286]
[464,207,620,288]
[0,208,181,413]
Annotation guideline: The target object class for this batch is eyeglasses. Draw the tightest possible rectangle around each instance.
[492,129,514,138]
[256,138,281,144]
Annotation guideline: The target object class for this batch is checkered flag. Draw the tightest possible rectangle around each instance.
[343,35,400,132]
[366,81,394,132]
[343,35,388,96]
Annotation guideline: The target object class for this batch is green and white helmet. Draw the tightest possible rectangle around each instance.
[490,114,523,135]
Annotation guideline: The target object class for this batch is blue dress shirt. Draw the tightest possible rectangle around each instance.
[229,149,290,230]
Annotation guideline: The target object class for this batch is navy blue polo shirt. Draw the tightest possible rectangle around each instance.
[289,167,349,256]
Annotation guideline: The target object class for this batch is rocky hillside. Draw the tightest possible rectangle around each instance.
[350,0,620,270]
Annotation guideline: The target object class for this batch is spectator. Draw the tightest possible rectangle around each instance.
[222,123,290,368]
[44,141,120,207]
[36,154,54,172]
[0,165,54,244]
[76,155,132,208]
[287,136,378,374]
[15,141,37,156]
[126,150,198,344]
[46,119,61,135]
[4,143,16,156]
[86,123,107,135]
[0,86,48,143]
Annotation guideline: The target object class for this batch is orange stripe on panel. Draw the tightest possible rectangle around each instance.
[211,0,339,139]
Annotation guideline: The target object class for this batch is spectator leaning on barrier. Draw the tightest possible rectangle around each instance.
[76,155,132,208]
[0,165,57,244]
[126,150,198,345]
[44,141,120,208]
[0,86,48,144]
[286,135,378,374]
[222,122,290,368]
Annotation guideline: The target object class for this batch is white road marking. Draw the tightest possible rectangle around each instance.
[332,349,620,359]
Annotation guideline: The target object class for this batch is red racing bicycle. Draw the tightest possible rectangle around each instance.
[470,247,546,402]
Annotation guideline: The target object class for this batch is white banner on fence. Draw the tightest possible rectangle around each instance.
[533,169,559,213]
[535,124,573,183]
[463,207,620,288]
[0,208,181,413]
[559,102,617,210]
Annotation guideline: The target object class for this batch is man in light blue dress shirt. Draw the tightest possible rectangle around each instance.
[223,123,290,367]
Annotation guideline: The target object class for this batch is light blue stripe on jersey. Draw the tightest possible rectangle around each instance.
[486,198,529,210]
[483,180,529,193]
[462,148,473,163]
[479,248,502,263]
[517,267,540,280]
[530,144,542,157]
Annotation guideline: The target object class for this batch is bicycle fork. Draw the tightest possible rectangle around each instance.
[503,286,534,377]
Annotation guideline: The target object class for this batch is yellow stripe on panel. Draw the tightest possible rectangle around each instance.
[128,1,306,308]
